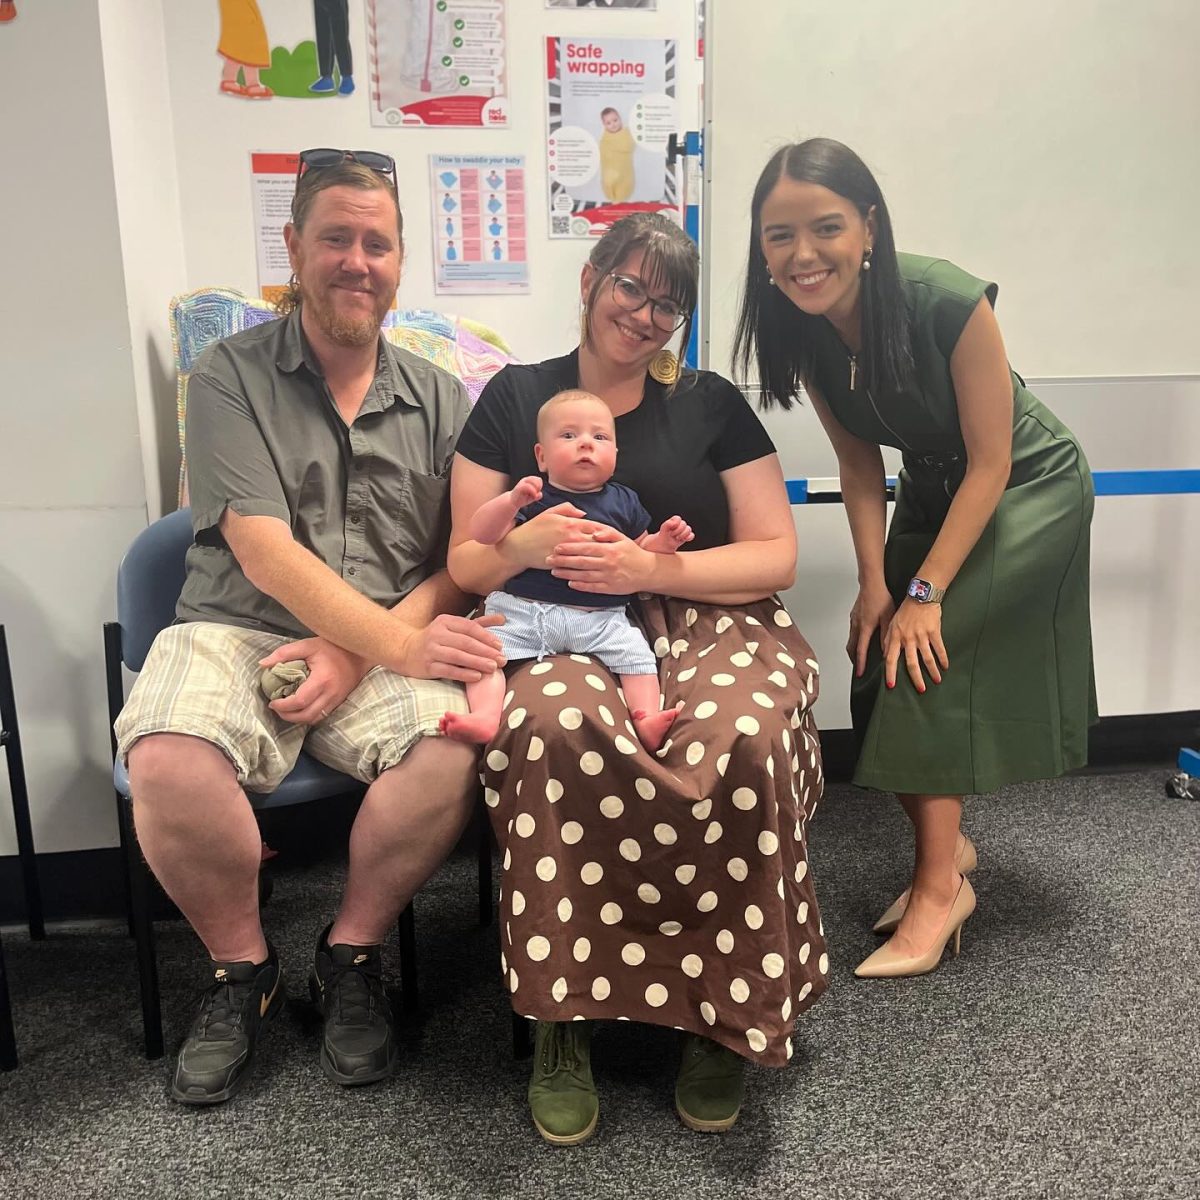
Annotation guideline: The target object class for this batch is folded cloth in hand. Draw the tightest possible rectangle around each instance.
[260,659,309,702]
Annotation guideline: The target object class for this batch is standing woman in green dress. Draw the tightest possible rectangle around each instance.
[734,138,1096,978]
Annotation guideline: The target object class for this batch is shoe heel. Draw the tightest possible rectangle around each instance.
[951,926,962,958]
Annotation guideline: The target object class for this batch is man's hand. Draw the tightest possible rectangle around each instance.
[639,515,695,555]
[395,613,508,683]
[260,637,371,726]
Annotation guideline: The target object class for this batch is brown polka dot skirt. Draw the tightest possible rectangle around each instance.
[481,594,828,1068]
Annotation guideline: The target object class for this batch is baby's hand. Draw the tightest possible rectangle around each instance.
[639,515,695,555]
[511,475,543,507]
[658,515,694,551]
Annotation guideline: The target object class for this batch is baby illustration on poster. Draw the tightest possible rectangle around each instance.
[546,37,678,238]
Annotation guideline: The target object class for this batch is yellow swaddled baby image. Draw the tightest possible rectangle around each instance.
[598,107,636,202]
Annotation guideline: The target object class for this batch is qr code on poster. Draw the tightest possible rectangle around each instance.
[551,215,571,236]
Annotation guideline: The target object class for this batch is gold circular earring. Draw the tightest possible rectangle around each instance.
[648,349,681,385]
[861,247,874,272]
[580,303,589,343]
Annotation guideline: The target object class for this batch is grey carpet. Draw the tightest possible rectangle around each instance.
[2,767,1197,1200]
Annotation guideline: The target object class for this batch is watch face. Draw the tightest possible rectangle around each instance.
[908,578,931,602]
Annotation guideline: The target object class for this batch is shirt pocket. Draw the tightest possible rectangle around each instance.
[394,466,451,569]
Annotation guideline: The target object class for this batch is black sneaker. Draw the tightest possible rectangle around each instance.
[309,925,396,1085]
[170,945,284,1106]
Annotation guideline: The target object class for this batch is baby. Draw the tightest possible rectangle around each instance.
[598,106,636,203]
[440,389,692,751]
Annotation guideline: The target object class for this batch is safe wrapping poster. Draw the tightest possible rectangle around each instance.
[545,37,679,238]
[367,0,509,128]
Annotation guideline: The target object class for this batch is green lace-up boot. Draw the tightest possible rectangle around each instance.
[675,1033,745,1132]
[527,1020,598,1146]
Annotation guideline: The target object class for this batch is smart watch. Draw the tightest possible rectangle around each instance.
[907,576,945,604]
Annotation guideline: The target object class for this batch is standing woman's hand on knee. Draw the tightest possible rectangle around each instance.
[847,582,896,678]
[883,598,949,693]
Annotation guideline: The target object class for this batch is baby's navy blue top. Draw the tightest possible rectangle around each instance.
[506,480,651,608]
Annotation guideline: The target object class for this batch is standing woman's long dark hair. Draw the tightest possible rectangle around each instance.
[733,138,914,408]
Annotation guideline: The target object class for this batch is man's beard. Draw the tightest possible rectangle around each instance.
[304,283,385,347]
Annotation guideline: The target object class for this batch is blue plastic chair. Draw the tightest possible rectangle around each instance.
[103,508,493,1059]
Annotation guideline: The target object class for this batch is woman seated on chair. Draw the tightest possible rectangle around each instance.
[447,212,829,1145]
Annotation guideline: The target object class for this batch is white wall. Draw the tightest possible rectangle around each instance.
[703,0,1200,379]
[0,2,149,856]
[160,0,704,365]
[99,0,188,520]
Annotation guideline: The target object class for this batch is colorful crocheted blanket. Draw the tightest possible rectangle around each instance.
[170,287,516,504]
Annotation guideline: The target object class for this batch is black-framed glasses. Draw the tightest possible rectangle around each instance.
[608,273,690,333]
[296,148,398,190]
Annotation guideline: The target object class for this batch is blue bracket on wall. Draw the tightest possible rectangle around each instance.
[667,130,704,370]
[785,469,1200,504]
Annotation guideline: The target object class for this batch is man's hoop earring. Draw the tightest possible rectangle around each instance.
[648,349,680,386]
[861,248,874,273]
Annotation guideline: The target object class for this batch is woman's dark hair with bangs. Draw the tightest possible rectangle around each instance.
[583,212,699,389]
[733,138,913,409]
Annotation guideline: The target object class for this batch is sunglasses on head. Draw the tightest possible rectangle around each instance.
[296,148,397,189]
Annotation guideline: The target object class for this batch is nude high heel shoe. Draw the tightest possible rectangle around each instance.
[872,834,977,935]
[854,875,976,979]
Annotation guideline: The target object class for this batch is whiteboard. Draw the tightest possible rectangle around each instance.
[702,0,1200,381]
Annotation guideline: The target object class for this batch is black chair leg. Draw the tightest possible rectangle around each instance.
[512,1012,532,1060]
[477,807,493,928]
[0,932,16,1071]
[0,626,44,941]
[397,902,418,1015]
[120,795,163,1059]
[103,622,136,938]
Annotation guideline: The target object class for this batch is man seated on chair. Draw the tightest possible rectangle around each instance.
[115,149,505,1107]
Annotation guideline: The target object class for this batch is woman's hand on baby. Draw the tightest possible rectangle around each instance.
[847,582,895,678]
[548,525,654,594]
[510,475,543,508]
[504,502,597,570]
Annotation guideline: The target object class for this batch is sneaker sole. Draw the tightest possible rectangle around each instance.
[170,973,286,1106]
[532,1109,598,1147]
[675,1098,742,1133]
[319,1042,398,1087]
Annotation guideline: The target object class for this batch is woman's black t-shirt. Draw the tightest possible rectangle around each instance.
[454,351,777,551]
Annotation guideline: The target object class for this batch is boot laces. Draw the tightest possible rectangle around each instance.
[541,1023,586,1080]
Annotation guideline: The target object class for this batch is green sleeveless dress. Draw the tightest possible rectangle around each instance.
[813,254,1097,795]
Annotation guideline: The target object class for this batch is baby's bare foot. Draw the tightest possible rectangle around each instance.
[439,711,500,744]
[631,706,678,753]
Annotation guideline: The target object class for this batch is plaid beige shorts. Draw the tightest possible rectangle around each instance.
[114,622,469,794]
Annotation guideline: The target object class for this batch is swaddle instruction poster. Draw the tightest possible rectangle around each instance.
[367,0,509,128]
[431,155,530,294]
[545,37,678,238]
